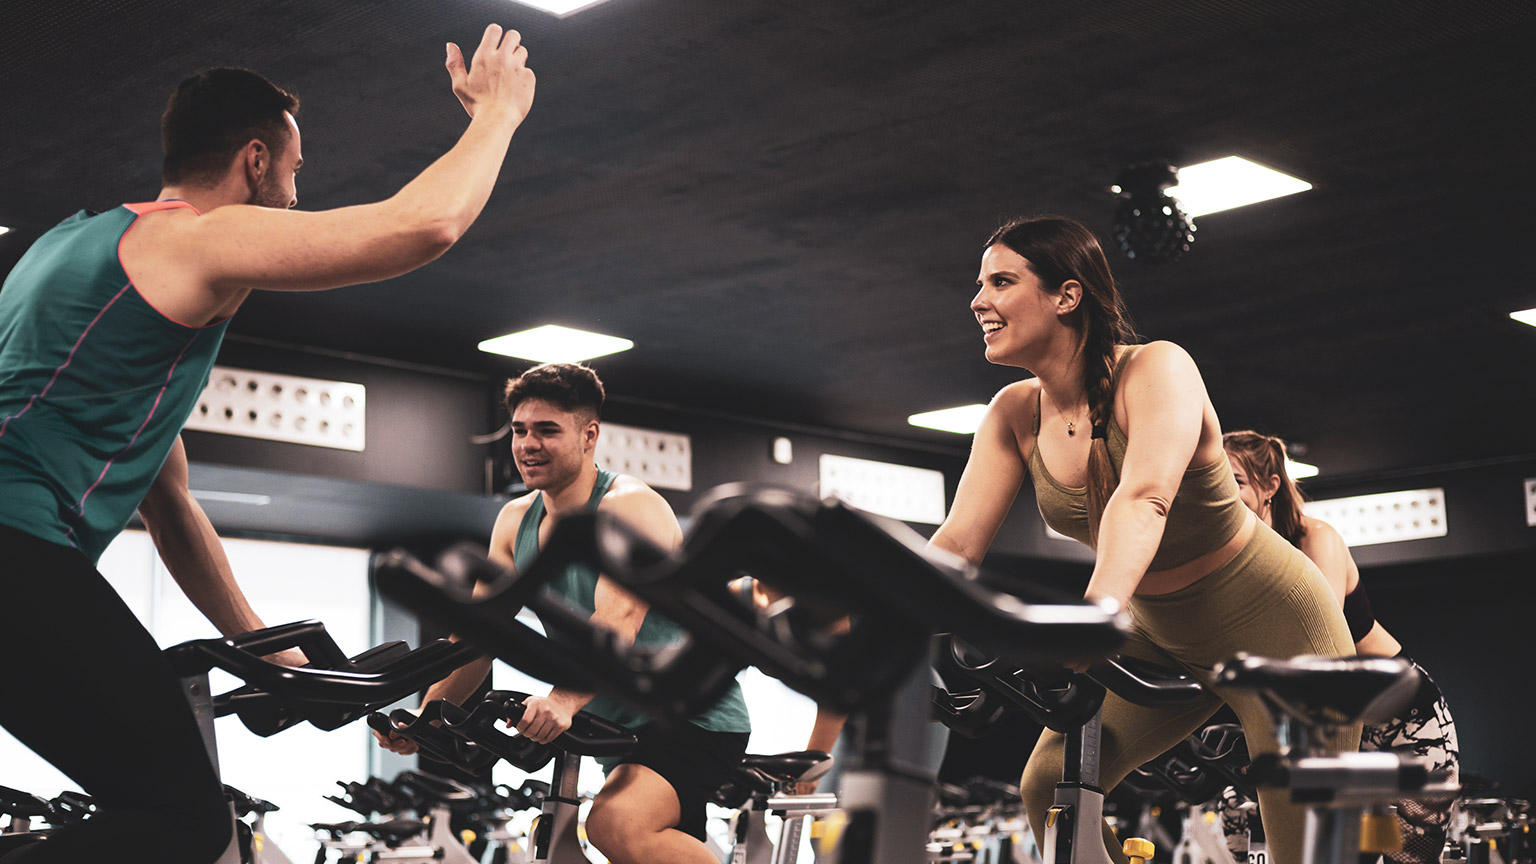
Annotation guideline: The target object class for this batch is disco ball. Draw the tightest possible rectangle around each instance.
[1110,161,1196,265]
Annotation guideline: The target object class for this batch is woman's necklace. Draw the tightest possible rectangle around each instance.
[1042,388,1087,437]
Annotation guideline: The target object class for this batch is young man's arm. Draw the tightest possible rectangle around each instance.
[514,479,683,744]
[374,497,528,755]
[136,437,304,665]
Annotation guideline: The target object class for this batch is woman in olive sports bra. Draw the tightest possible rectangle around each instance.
[1223,430,1459,864]
[933,215,1356,864]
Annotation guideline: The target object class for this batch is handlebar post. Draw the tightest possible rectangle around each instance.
[180,672,224,782]
[533,752,584,862]
[177,670,243,864]
[1061,703,1104,788]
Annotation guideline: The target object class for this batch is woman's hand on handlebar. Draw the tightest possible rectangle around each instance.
[264,648,309,668]
[514,693,577,744]
[372,708,421,755]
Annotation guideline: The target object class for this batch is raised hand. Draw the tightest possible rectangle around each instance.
[445,24,537,123]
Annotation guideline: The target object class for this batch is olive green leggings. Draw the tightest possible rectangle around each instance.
[1020,521,1359,864]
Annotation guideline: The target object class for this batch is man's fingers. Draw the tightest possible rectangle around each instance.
[445,42,466,81]
[475,24,504,66]
[500,29,523,53]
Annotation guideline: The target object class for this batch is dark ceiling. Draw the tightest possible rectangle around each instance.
[2,0,1533,481]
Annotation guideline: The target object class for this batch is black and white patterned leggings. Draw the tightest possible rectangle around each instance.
[1221,655,1460,864]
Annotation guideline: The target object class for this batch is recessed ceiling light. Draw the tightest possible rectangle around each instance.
[908,404,988,434]
[1286,459,1319,480]
[0,226,10,237]
[478,324,633,363]
[1170,156,1312,217]
[1511,308,1536,328]
[503,0,614,17]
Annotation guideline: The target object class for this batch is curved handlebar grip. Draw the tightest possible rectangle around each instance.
[1088,655,1206,707]
[929,685,1007,739]
[473,691,638,759]
[176,623,483,729]
[381,705,500,772]
[432,692,555,772]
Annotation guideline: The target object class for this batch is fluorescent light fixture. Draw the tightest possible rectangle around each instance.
[1511,308,1536,328]
[190,489,272,506]
[1169,156,1312,217]
[908,404,988,434]
[503,0,614,17]
[0,226,10,237]
[1286,459,1319,479]
[1303,487,1447,547]
[478,324,634,363]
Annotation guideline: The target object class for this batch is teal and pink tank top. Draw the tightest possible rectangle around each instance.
[514,467,752,734]
[0,201,229,563]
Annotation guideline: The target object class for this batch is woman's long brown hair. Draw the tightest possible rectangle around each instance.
[985,216,1138,545]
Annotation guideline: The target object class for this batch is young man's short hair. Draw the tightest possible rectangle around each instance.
[504,363,605,420]
[162,67,300,186]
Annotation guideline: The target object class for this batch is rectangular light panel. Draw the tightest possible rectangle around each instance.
[819,454,947,525]
[1170,156,1312,217]
[504,0,614,17]
[908,404,988,434]
[1286,459,1319,479]
[1302,487,1447,547]
[478,324,634,363]
[0,226,10,237]
[1510,308,1536,328]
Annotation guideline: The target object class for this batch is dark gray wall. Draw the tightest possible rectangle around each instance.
[1364,550,1533,800]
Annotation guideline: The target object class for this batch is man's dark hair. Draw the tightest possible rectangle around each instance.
[162,68,300,186]
[504,363,606,420]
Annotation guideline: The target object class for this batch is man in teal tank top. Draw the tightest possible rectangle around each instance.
[376,363,751,863]
[1,30,538,864]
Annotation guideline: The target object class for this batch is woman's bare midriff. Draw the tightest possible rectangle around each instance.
[1134,508,1257,596]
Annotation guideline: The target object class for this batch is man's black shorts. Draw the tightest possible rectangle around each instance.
[602,721,750,840]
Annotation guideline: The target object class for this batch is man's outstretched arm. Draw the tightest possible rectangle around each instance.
[144,25,538,302]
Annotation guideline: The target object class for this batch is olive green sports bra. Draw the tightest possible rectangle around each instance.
[1027,346,1246,571]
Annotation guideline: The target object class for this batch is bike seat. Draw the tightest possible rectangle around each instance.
[224,784,279,817]
[1214,654,1419,728]
[710,766,779,808]
[740,750,833,783]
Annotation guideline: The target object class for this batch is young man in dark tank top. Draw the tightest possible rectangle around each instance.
[376,363,751,864]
